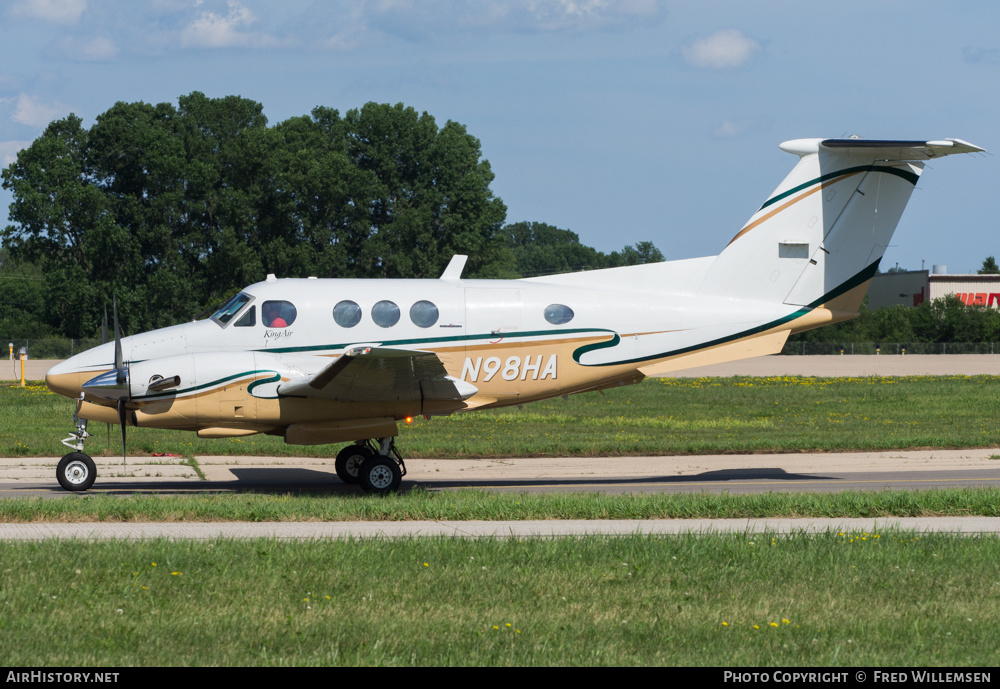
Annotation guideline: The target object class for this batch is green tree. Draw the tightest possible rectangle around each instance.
[339,103,512,279]
[504,221,664,277]
[978,256,1000,274]
[611,240,665,267]
[2,94,516,336]
[0,248,50,339]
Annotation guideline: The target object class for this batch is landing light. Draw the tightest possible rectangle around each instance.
[405,416,413,424]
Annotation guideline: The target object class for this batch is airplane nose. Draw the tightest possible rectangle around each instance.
[45,354,118,400]
[45,359,83,398]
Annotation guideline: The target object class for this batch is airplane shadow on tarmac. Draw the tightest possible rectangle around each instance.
[414,467,838,491]
[71,466,838,496]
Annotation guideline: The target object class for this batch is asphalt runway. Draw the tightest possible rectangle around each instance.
[3,449,1000,499]
[5,356,1000,536]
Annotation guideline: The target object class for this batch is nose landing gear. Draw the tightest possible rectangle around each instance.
[58,396,97,491]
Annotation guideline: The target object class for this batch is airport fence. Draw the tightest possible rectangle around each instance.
[781,341,1000,355]
[4,338,102,360]
[5,337,1000,360]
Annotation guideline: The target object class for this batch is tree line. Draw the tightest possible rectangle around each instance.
[786,257,1000,346]
[1,93,662,339]
[787,294,1000,346]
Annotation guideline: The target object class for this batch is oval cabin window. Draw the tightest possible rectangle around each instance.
[543,304,574,325]
[333,300,362,328]
[409,300,439,328]
[372,300,400,328]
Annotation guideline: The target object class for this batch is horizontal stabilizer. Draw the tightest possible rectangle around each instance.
[779,137,984,160]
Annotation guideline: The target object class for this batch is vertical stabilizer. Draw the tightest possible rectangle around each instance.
[697,138,982,313]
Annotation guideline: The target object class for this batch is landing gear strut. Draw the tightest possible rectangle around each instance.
[338,438,405,494]
[58,395,96,491]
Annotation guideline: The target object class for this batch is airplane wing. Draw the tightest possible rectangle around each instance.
[277,346,478,403]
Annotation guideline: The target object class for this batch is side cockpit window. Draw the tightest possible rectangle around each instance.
[211,293,252,327]
[263,301,297,328]
[234,306,256,327]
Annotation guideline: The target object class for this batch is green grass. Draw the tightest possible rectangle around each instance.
[8,374,1000,457]
[1,534,997,666]
[6,377,1000,667]
[2,487,1000,522]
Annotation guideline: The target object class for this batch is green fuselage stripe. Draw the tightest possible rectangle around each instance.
[574,260,881,367]
[129,262,880,397]
[257,327,614,355]
[759,165,918,212]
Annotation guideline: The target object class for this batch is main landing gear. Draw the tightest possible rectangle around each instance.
[335,438,406,494]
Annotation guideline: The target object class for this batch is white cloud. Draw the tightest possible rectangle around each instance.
[300,0,665,49]
[0,141,32,167]
[8,0,86,25]
[10,94,70,128]
[505,0,662,30]
[682,29,761,69]
[52,35,119,61]
[180,0,279,49]
[712,120,749,139]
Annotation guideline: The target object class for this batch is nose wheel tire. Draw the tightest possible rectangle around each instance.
[57,452,97,492]
[358,455,402,494]
[335,445,374,484]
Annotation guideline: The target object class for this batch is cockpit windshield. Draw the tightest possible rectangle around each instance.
[210,293,253,327]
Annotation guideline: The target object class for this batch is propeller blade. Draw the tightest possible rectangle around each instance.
[117,397,127,471]
[102,306,108,345]
[113,297,124,384]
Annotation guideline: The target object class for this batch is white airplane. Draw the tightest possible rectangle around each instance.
[45,137,983,493]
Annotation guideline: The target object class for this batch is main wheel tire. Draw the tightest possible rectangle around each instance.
[358,455,402,495]
[57,452,96,492]
[335,445,373,484]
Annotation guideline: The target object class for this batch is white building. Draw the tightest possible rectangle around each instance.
[867,268,1000,309]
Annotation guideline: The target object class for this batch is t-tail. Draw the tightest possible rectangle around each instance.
[697,138,984,326]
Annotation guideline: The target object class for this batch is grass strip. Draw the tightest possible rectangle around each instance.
[1,533,997,666]
[2,487,999,522]
[7,375,1000,458]
[184,454,207,481]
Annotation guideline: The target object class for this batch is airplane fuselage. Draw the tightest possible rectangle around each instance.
[44,137,983,491]
[48,266,807,443]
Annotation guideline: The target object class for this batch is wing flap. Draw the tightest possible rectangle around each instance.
[278,346,478,404]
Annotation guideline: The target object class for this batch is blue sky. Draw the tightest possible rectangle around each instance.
[1,0,997,274]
